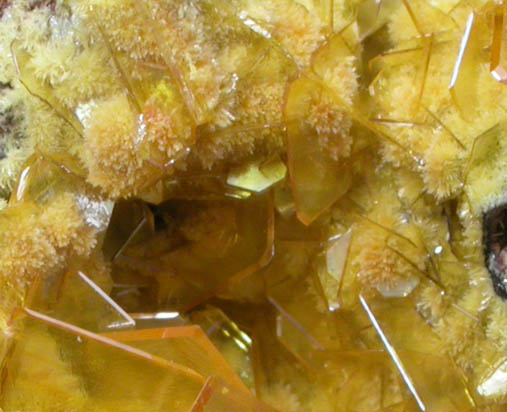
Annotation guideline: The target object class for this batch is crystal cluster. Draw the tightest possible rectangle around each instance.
[2,1,507,411]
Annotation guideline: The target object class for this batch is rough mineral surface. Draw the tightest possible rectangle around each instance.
[1,0,507,411]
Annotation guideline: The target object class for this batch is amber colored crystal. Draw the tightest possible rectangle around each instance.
[188,306,255,390]
[491,4,507,84]
[190,377,277,412]
[369,37,435,116]
[101,325,249,394]
[102,200,155,261]
[285,78,351,225]
[11,43,84,138]
[360,295,476,412]
[111,193,274,310]
[319,231,352,310]
[227,156,287,194]
[10,155,113,237]
[448,12,482,116]
[3,0,507,411]
[2,311,204,412]
[12,156,83,205]
[29,268,134,332]
[401,0,456,36]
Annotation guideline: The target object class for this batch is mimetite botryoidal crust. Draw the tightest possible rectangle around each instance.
[2,1,507,411]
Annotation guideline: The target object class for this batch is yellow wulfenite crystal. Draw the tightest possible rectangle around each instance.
[2,0,507,411]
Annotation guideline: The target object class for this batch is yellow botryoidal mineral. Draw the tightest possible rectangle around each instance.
[3,1,507,411]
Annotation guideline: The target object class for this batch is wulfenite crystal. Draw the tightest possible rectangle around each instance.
[3,1,507,411]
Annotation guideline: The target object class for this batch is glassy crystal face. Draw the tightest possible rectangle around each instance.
[491,4,507,84]
[3,0,507,411]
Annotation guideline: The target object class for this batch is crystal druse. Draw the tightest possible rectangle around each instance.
[2,0,507,411]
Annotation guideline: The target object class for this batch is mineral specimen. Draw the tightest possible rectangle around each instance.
[1,0,507,411]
